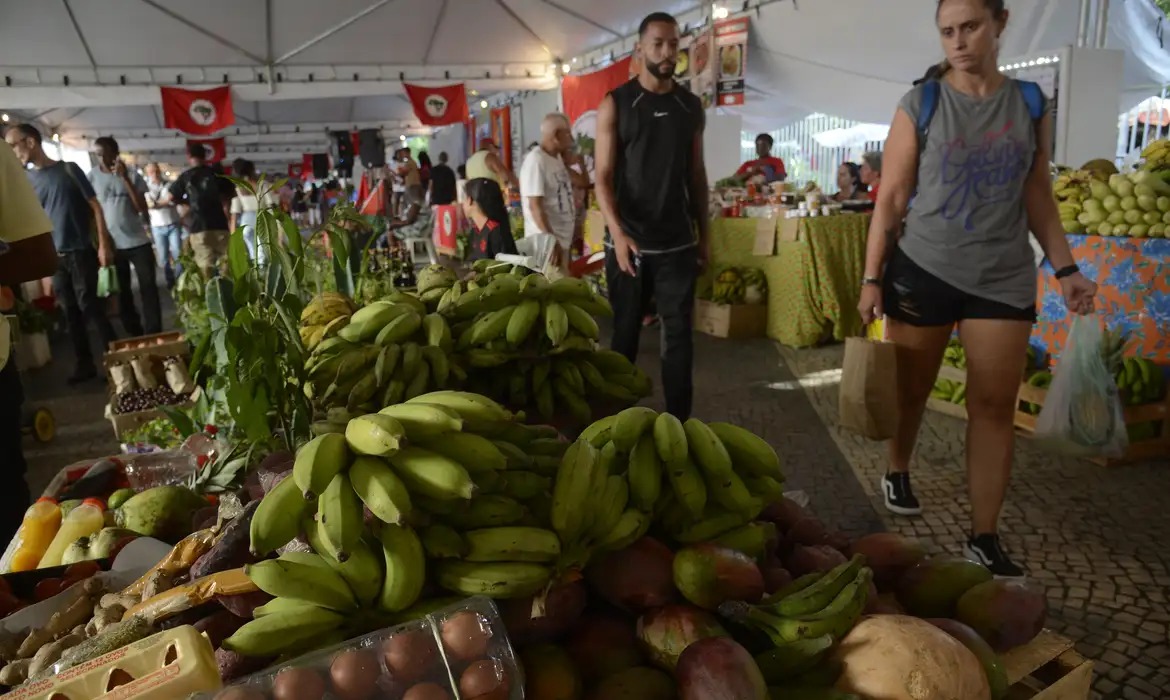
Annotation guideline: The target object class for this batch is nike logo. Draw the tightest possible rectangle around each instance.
[653,111,669,117]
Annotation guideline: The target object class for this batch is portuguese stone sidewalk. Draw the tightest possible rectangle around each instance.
[20,328,1169,699]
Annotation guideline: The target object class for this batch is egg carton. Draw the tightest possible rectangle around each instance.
[190,596,521,700]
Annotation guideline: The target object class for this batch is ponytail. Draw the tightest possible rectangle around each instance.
[465,178,513,240]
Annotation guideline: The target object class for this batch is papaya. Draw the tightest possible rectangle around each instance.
[926,618,1010,699]
[895,556,992,618]
[955,579,1048,652]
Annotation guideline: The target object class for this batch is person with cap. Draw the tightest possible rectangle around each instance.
[860,151,882,203]
[466,139,518,195]
[734,133,787,185]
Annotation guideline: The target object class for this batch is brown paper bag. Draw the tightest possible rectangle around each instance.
[839,336,899,440]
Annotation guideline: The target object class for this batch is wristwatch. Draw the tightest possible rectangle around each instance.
[861,276,882,288]
[1054,264,1080,280]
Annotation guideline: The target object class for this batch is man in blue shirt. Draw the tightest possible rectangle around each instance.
[5,124,117,384]
[90,137,161,337]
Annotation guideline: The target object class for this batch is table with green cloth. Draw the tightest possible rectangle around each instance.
[708,213,870,347]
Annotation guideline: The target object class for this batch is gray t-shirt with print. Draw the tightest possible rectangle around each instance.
[898,78,1049,309]
[89,168,151,249]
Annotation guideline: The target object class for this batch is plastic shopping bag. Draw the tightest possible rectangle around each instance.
[97,265,119,298]
[1034,315,1128,458]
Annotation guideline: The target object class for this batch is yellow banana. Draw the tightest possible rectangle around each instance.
[345,413,407,457]
[318,472,363,562]
[684,418,734,478]
[249,474,310,556]
[387,446,476,500]
[418,431,508,473]
[462,527,561,562]
[653,412,689,467]
[222,607,347,657]
[321,314,350,339]
[627,432,664,512]
[349,455,413,524]
[245,557,357,611]
[707,422,783,480]
[435,561,552,599]
[378,403,463,441]
[377,524,426,613]
[292,432,351,500]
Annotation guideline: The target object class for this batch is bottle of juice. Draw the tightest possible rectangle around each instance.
[8,498,62,572]
[37,498,105,569]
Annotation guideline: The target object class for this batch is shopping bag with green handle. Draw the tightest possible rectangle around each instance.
[97,266,119,298]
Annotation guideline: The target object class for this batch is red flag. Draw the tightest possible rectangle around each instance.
[359,180,387,216]
[160,86,234,135]
[403,83,470,126]
[562,57,633,126]
[490,108,512,171]
[301,154,313,178]
[186,137,226,163]
[288,162,303,179]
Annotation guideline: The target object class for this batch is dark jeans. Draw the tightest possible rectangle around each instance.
[606,245,698,419]
[0,363,31,544]
[53,249,117,370]
[115,243,162,337]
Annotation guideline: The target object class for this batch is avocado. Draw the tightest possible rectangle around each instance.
[115,486,208,541]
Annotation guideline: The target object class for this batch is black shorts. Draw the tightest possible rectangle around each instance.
[881,246,1037,326]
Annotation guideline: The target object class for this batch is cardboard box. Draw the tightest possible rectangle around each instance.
[694,299,767,339]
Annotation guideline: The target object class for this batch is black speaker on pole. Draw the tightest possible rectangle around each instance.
[311,153,330,180]
[359,129,386,167]
[331,131,354,178]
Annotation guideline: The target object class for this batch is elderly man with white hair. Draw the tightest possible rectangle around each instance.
[520,113,576,271]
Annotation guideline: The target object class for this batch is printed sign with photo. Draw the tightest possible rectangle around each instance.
[715,17,749,106]
[689,27,716,110]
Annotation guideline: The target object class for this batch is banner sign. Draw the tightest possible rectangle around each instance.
[288,162,303,179]
[186,137,225,163]
[689,26,717,110]
[403,83,470,126]
[715,18,749,106]
[490,107,513,171]
[161,86,234,135]
[433,204,459,254]
[562,57,633,127]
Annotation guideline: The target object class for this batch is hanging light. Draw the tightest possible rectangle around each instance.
[0,113,8,123]
[480,100,488,109]
[51,133,60,142]
[713,4,730,19]
[399,134,407,142]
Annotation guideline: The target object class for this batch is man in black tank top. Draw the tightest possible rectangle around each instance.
[595,11,709,419]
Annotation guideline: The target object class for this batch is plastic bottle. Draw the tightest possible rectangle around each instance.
[37,498,105,569]
[7,498,62,572]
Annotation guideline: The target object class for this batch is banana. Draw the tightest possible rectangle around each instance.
[627,432,664,512]
[470,306,516,346]
[374,345,402,388]
[535,380,556,420]
[437,283,462,315]
[491,439,534,469]
[684,418,734,478]
[653,412,689,467]
[420,524,468,559]
[345,413,407,457]
[712,522,776,562]
[310,420,347,436]
[415,431,507,474]
[307,528,384,608]
[506,299,542,346]
[252,597,322,618]
[435,560,552,599]
[245,557,358,611]
[400,342,422,378]
[520,272,549,298]
[422,313,452,351]
[579,414,616,448]
[407,391,515,431]
[462,527,562,562]
[292,432,351,500]
[589,348,636,374]
[550,440,600,542]
[498,471,552,501]
[562,302,600,339]
[527,438,568,457]
[721,569,871,644]
[346,373,380,411]
[572,294,614,318]
[466,349,511,368]
[554,360,586,395]
[403,362,431,401]
[421,346,450,388]
[753,634,834,684]
[598,441,623,474]
[545,301,570,346]
[446,495,527,529]
[553,380,591,425]
[222,607,347,657]
[610,406,657,452]
[665,453,707,518]
[387,446,476,500]
[577,359,608,393]
[317,472,364,562]
[377,403,462,440]
[747,475,786,503]
[377,524,426,613]
[375,312,423,351]
[767,555,865,617]
[381,378,406,407]
[349,455,413,524]
[707,422,783,480]
[673,509,747,544]
[704,469,756,519]
[300,324,325,351]
[250,474,311,556]
[349,300,395,327]
[547,276,593,302]
[588,474,630,542]
[528,455,562,476]
[597,508,652,551]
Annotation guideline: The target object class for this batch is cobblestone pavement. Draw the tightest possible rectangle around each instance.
[779,343,1169,700]
[19,320,1169,697]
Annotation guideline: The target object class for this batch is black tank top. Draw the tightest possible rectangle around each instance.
[609,79,703,252]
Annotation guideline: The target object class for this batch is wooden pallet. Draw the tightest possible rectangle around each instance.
[927,364,1169,466]
[1002,630,1093,699]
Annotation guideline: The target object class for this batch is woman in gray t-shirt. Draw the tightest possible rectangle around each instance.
[857,0,1097,577]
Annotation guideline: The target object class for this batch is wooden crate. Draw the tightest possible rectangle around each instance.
[1002,630,1093,699]
[107,330,185,353]
[926,364,1170,465]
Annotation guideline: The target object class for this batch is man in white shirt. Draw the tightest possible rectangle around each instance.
[520,114,576,270]
[143,162,183,289]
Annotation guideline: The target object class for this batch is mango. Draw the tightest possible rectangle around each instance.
[895,556,992,618]
[106,488,136,511]
[115,485,208,541]
[522,644,584,700]
[956,579,1048,652]
[588,667,675,700]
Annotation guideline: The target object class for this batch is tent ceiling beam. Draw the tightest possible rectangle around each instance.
[134,0,266,66]
[494,0,553,56]
[273,0,398,65]
[540,1,623,39]
[61,0,97,69]
[265,0,275,64]
[423,0,451,65]
[59,122,423,141]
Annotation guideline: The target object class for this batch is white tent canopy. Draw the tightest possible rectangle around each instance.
[0,0,1160,162]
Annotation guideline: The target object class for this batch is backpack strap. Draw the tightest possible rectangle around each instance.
[1015,79,1046,122]
[916,79,941,141]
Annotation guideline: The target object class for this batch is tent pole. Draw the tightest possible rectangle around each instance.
[1094,0,1110,48]
[1076,0,1090,47]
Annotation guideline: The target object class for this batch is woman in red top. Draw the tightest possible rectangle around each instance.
[860,151,882,203]
[463,178,518,261]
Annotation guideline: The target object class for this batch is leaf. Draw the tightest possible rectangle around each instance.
[160,406,199,438]
[189,332,212,376]
[227,227,252,284]
[279,211,304,258]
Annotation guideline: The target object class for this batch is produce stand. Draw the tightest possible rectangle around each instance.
[1002,630,1092,699]
[707,213,869,347]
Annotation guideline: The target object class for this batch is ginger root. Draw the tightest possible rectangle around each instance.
[27,632,85,678]
[0,658,31,686]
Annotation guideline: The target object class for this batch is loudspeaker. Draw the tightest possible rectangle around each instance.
[359,129,386,168]
[312,153,330,180]
[331,131,354,178]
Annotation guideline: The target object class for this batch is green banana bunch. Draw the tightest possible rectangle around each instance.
[718,568,872,644]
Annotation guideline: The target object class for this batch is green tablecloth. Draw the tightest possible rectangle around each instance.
[708,214,870,347]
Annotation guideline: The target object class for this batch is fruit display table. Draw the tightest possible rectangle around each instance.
[708,214,870,347]
[1034,234,1170,363]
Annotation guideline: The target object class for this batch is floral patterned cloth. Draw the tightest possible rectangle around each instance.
[708,214,869,347]
[1035,235,1170,363]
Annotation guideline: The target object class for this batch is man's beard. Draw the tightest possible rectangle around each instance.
[646,61,676,80]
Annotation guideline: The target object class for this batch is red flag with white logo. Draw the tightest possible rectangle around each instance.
[562,57,632,126]
[186,137,226,163]
[160,86,235,135]
[403,83,470,127]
